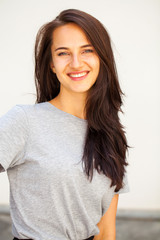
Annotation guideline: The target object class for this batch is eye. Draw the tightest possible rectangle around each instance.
[82,49,94,54]
[57,52,69,56]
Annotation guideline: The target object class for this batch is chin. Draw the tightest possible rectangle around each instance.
[71,89,90,94]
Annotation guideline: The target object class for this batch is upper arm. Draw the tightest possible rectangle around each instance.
[94,194,119,240]
[0,105,28,171]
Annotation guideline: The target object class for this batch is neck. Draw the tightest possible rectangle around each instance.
[50,89,87,120]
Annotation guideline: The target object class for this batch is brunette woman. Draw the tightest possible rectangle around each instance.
[0,9,129,240]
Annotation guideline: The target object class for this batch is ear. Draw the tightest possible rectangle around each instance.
[50,62,56,73]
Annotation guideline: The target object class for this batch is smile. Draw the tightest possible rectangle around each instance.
[67,71,89,81]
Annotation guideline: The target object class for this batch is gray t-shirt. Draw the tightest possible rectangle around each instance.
[0,102,129,240]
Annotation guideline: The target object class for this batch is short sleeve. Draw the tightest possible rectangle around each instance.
[115,172,130,194]
[0,105,29,172]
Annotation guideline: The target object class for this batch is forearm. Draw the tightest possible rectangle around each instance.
[103,232,116,240]
[93,230,116,240]
[93,194,118,240]
[93,215,116,240]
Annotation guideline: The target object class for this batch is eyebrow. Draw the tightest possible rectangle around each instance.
[55,44,92,52]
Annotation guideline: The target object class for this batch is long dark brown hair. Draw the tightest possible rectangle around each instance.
[34,9,128,192]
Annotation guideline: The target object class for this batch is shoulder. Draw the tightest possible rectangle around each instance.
[8,102,51,120]
[0,102,47,132]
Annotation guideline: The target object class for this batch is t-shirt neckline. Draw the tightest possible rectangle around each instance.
[45,102,87,123]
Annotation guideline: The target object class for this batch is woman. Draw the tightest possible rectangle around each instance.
[0,9,129,240]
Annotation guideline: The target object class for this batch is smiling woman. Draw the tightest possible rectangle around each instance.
[50,23,100,100]
[0,8,129,240]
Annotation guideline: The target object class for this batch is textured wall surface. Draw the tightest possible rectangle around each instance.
[0,0,160,210]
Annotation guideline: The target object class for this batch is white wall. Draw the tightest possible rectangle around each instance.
[0,0,160,210]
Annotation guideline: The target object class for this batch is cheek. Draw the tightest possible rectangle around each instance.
[53,58,70,72]
[92,58,100,74]
[85,55,100,69]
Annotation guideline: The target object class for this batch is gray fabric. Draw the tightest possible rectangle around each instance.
[0,102,129,240]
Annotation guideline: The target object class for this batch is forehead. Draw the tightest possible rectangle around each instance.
[52,23,91,48]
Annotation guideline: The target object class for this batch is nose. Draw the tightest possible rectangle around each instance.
[69,53,83,69]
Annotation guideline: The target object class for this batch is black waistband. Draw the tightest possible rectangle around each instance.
[13,236,94,240]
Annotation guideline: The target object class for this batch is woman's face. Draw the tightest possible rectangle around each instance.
[50,23,100,96]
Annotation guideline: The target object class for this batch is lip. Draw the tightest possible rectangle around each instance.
[67,71,89,81]
[67,70,89,75]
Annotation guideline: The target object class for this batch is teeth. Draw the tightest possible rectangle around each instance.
[69,72,88,78]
